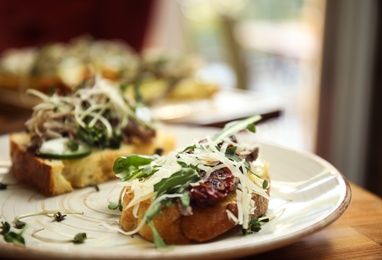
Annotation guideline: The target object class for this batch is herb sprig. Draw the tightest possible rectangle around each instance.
[32,228,87,244]
[13,202,83,224]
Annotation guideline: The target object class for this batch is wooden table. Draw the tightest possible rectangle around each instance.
[250,183,382,259]
[1,110,382,259]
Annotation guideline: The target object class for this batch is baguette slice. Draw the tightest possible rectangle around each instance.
[9,131,175,196]
[120,174,270,245]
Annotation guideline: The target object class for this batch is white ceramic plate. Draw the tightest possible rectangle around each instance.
[0,126,351,259]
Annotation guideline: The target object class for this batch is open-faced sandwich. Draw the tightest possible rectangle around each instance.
[9,75,175,196]
[0,36,218,106]
[112,115,270,247]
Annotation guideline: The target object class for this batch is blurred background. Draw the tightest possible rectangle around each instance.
[0,0,380,197]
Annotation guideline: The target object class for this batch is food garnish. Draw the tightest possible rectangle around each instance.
[13,202,83,224]
[1,221,26,246]
[32,229,87,244]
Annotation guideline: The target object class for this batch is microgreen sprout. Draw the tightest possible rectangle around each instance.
[1,220,27,246]
[53,212,67,222]
[32,228,87,244]
[14,219,27,229]
[108,187,126,211]
[13,202,83,224]
[243,216,270,235]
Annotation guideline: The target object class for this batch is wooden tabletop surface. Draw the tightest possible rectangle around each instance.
[1,110,382,259]
[251,182,382,259]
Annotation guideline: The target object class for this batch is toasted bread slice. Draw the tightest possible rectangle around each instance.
[120,181,270,245]
[9,132,175,196]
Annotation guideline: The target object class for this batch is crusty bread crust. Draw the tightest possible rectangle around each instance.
[120,186,270,245]
[9,131,175,196]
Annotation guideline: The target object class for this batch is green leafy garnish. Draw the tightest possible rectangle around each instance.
[148,222,167,249]
[243,216,270,234]
[13,202,83,223]
[72,233,87,244]
[108,186,126,211]
[108,202,120,210]
[32,228,88,244]
[1,221,26,246]
[66,139,79,152]
[4,231,25,246]
[53,212,67,222]
[14,220,27,229]
[153,167,200,196]
[0,221,11,235]
[113,155,157,181]
[262,179,269,189]
[78,125,121,149]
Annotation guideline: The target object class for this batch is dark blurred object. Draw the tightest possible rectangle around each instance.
[0,0,154,53]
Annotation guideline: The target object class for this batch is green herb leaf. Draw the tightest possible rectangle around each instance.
[108,202,120,210]
[262,179,269,189]
[113,155,156,181]
[225,146,237,156]
[78,125,122,149]
[72,233,87,244]
[66,139,79,152]
[53,212,67,222]
[148,222,167,249]
[153,167,199,196]
[243,215,269,235]
[145,199,170,224]
[246,123,256,133]
[14,220,26,229]
[0,221,10,235]
[4,231,25,246]
[179,191,191,208]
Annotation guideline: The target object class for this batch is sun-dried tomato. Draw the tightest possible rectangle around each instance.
[190,167,236,207]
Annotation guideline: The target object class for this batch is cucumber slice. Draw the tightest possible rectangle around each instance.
[37,138,92,159]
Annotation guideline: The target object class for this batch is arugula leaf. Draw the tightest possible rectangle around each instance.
[154,167,200,196]
[145,198,172,224]
[225,146,237,156]
[113,155,156,181]
[179,191,191,208]
[148,222,167,249]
